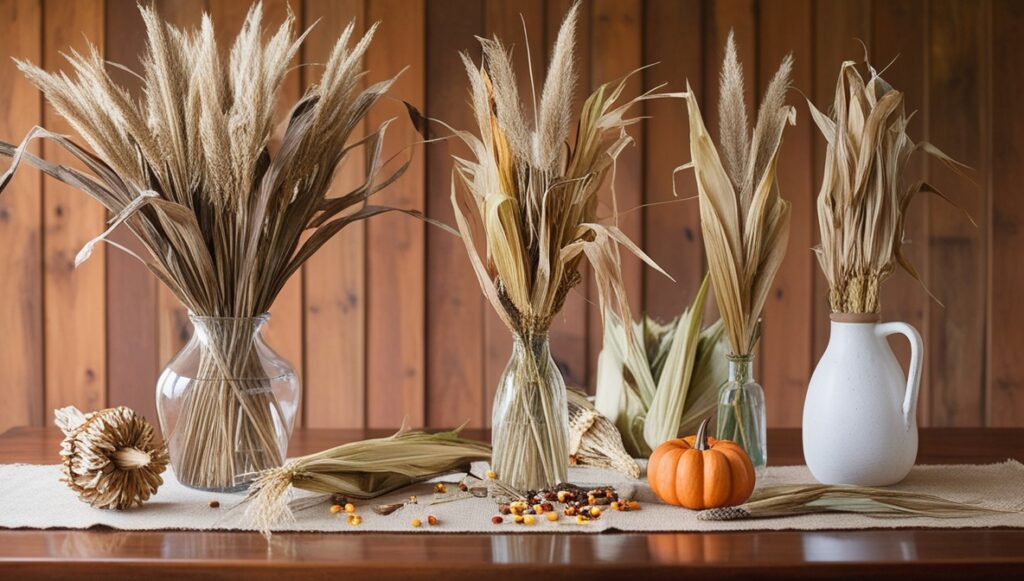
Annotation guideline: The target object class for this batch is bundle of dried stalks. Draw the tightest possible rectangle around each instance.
[447,2,669,490]
[809,59,970,313]
[245,426,491,537]
[678,31,794,357]
[1,3,413,490]
[697,483,1014,521]
[594,276,730,458]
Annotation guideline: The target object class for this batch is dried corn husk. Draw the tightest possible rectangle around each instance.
[809,58,971,313]
[245,426,491,537]
[697,484,1014,521]
[567,388,639,478]
[677,31,794,356]
[594,276,730,457]
[55,406,168,510]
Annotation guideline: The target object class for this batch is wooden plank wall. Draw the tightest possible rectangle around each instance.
[0,0,1021,434]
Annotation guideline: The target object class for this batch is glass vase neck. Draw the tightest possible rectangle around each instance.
[727,354,755,383]
[512,333,550,355]
[188,313,270,339]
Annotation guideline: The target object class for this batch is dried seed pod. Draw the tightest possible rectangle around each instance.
[54,406,168,510]
[566,389,640,478]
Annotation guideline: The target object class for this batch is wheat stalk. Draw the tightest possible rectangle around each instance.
[445,1,671,490]
[0,2,417,491]
[809,58,972,314]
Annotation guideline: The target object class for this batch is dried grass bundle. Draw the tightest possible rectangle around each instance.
[678,31,794,356]
[448,2,669,490]
[245,427,491,537]
[594,276,730,457]
[697,484,1014,521]
[809,59,970,313]
[1,3,413,490]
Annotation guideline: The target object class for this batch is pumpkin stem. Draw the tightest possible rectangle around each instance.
[694,417,711,451]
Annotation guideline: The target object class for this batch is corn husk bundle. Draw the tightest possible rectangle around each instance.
[54,406,169,510]
[678,32,794,357]
[594,276,731,458]
[448,2,669,490]
[809,59,970,313]
[245,427,491,537]
[1,4,415,491]
[567,388,639,478]
[697,484,1014,521]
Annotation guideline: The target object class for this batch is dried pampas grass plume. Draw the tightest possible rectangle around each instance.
[55,406,168,510]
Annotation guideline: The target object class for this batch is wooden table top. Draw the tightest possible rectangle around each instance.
[1,426,1022,579]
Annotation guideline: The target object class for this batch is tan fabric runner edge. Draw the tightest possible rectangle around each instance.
[2,461,1022,533]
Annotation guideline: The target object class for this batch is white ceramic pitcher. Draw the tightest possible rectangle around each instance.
[803,313,923,485]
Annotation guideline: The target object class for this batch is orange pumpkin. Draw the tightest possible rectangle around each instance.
[647,418,755,509]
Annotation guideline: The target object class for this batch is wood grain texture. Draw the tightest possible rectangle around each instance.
[810,0,872,368]
[301,0,364,429]
[102,0,159,423]
[759,0,813,428]
[366,0,427,428]
[927,0,987,427]
[41,0,106,415]
[587,0,643,391]
[425,0,485,427]
[545,0,589,392]
[989,0,1024,426]
[0,0,43,433]
[642,0,704,322]
[872,0,931,426]
[482,0,545,425]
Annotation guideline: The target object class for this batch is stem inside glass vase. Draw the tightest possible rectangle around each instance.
[716,354,767,477]
[490,333,569,491]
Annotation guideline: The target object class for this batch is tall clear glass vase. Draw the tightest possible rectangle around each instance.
[491,333,569,491]
[716,354,767,477]
[156,314,300,492]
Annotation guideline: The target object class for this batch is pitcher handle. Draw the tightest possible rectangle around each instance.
[875,322,924,430]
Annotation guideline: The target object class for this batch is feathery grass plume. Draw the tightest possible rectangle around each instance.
[245,426,491,537]
[1,3,420,491]
[678,30,794,358]
[697,483,1016,521]
[446,1,671,490]
[594,275,731,457]
[808,59,971,314]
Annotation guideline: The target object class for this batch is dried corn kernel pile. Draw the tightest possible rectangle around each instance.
[490,483,640,526]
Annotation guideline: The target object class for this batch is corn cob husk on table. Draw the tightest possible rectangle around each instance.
[567,389,640,478]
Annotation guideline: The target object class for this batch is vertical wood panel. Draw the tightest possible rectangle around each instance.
[587,0,643,391]
[872,0,931,426]
[425,0,485,427]
[760,0,813,427]
[482,0,545,425]
[989,0,1024,426]
[927,0,987,427]
[366,0,427,428]
[103,0,159,423]
[642,0,704,322]
[546,0,589,391]
[42,0,106,415]
[0,0,43,432]
[301,0,365,428]
[811,0,872,364]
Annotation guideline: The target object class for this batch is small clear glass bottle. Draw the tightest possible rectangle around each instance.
[156,314,300,492]
[490,333,569,491]
[716,354,767,477]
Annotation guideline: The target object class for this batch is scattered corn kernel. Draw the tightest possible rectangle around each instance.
[532,505,544,514]
[434,483,447,493]
[628,501,641,510]
[557,491,568,503]
[411,518,422,528]
[513,515,525,524]
[588,497,596,505]
[427,515,439,526]
[590,507,602,517]
[523,515,536,525]
[491,515,504,525]
[546,512,559,522]
[208,500,220,508]
[576,515,589,524]
[458,482,468,492]
[610,501,621,511]
[564,506,576,516]
[330,504,342,514]
[409,495,418,504]
[344,503,356,514]
[486,470,497,479]
[348,514,362,526]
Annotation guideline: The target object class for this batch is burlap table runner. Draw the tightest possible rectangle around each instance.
[2,461,1022,533]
